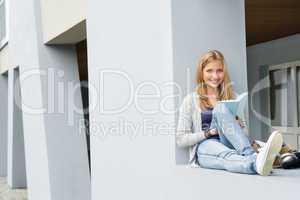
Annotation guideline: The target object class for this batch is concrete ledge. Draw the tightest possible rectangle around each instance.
[169,166,300,199]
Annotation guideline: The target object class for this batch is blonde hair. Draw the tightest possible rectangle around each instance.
[196,50,234,109]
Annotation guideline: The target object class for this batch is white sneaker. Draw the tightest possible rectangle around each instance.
[255,130,283,176]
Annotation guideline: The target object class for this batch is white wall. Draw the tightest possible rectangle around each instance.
[40,0,86,44]
[88,0,248,200]
[0,73,8,176]
[88,1,175,199]
[247,34,300,140]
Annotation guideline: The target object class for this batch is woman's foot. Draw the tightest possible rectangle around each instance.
[255,131,283,176]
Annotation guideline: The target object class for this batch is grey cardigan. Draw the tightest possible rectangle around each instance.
[176,91,247,167]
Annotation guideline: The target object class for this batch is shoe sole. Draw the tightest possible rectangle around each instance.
[260,131,283,176]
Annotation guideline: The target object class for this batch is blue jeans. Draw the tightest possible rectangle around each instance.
[197,103,257,174]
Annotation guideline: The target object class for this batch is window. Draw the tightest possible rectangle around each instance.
[269,61,300,150]
[269,68,294,126]
[0,0,8,49]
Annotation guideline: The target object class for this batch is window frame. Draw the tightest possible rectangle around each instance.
[0,0,9,50]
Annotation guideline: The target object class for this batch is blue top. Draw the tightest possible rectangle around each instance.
[201,107,213,131]
[201,107,219,139]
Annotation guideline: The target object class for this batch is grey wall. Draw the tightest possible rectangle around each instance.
[247,34,300,140]
[7,68,27,188]
[0,73,8,176]
[172,0,248,164]
[88,0,248,200]
[9,0,90,199]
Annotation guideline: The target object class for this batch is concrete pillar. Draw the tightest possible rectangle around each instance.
[87,0,248,200]
[0,73,8,177]
[7,67,27,188]
[9,0,91,199]
[87,1,175,200]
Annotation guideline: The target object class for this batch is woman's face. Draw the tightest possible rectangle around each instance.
[203,60,225,89]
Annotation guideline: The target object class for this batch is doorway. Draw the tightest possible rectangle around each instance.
[76,40,90,168]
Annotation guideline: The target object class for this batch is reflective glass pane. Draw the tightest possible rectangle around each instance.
[269,68,293,126]
[297,66,300,127]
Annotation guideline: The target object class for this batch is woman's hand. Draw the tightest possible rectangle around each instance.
[204,128,219,138]
[208,128,218,136]
[236,117,246,129]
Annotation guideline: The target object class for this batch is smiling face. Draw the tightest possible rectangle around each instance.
[196,50,234,109]
[202,60,225,89]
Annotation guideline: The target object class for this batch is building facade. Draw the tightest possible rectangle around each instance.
[0,0,300,200]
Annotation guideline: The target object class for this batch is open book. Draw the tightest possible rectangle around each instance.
[217,92,248,117]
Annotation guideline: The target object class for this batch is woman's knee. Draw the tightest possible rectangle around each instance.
[196,139,218,155]
[197,139,234,156]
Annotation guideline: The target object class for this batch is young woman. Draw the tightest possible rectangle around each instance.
[176,50,283,176]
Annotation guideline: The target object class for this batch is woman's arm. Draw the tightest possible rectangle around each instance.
[176,94,206,147]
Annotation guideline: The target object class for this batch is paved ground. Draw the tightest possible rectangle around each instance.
[0,178,27,200]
